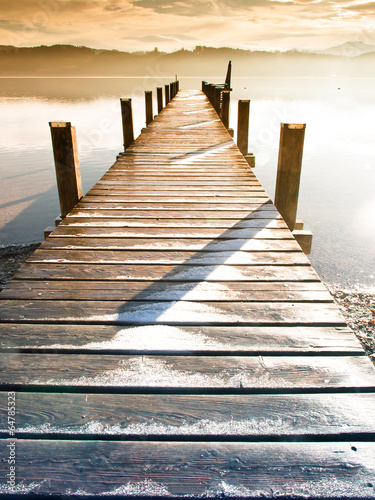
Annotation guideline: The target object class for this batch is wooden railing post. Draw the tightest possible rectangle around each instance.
[120,98,134,150]
[157,87,163,114]
[221,90,230,129]
[49,122,82,219]
[275,123,306,231]
[165,84,170,105]
[214,86,221,115]
[145,91,153,125]
[169,82,174,100]
[176,80,180,93]
[237,99,250,156]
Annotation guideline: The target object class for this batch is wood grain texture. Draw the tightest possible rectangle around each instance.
[1,392,374,437]
[0,440,375,498]
[0,299,345,324]
[1,354,374,390]
[0,324,359,353]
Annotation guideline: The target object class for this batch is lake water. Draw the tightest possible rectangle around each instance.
[0,76,374,291]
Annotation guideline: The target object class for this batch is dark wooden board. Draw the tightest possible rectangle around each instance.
[12,263,320,282]
[0,324,359,353]
[1,354,374,390]
[49,226,292,239]
[1,279,329,302]
[26,249,309,265]
[1,440,375,497]
[59,218,288,229]
[67,209,281,219]
[0,299,345,324]
[41,237,303,251]
[1,392,374,437]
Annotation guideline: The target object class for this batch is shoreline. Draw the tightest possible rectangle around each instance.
[0,242,374,362]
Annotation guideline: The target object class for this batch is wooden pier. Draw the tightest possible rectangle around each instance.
[1,89,375,498]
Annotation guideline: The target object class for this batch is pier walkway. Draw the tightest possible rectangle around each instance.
[1,90,375,497]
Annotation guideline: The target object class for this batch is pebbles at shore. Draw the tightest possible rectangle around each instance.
[0,243,374,362]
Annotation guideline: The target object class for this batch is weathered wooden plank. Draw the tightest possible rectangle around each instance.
[1,393,374,436]
[1,441,375,497]
[40,237,304,251]
[26,249,308,265]
[0,300,345,324]
[49,226,292,239]
[0,283,331,302]
[82,196,270,204]
[1,354,374,390]
[12,263,320,282]
[59,218,288,229]
[0,324,359,353]
[67,209,281,219]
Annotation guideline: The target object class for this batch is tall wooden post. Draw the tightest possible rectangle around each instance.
[145,91,153,126]
[169,82,174,99]
[120,98,134,150]
[274,124,306,231]
[237,99,250,156]
[165,84,170,105]
[221,90,230,129]
[157,87,163,114]
[49,122,82,218]
[214,86,222,115]
[202,81,207,94]
[176,80,180,92]
[225,60,232,90]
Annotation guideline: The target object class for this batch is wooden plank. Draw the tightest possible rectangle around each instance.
[1,441,374,497]
[67,209,281,219]
[58,218,288,229]
[0,324,359,353]
[75,201,273,210]
[12,263,320,282]
[0,300,345,324]
[0,282,331,302]
[1,392,374,437]
[1,354,374,390]
[82,196,270,204]
[40,237,304,251]
[49,226,292,239]
[26,249,309,265]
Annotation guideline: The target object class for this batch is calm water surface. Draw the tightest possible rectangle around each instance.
[0,76,374,290]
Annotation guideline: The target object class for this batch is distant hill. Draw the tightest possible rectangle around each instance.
[316,41,375,57]
[1,44,375,77]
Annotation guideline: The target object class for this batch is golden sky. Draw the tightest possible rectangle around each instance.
[1,0,375,52]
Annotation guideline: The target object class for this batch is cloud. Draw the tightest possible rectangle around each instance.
[344,1,375,13]
[0,0,373,52]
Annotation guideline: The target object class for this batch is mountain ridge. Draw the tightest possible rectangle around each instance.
[1,43,375,77]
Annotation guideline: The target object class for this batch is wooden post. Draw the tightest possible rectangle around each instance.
[120,98,134,150]
[221,90,230,129]
[157,87,163,114]
[214,86,222,115]
[170,82,174,99]
[176,80,180,93]
[225,60,232,90]
[202,81,207,93]
[237,99,250,156]
[274,123,306,231]
[165,84,170,105]
[49,122,82,218]
[145,91,153,126]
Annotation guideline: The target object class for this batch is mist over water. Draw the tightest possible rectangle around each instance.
[0,76,374,290]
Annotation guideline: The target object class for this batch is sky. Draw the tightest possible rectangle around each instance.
[1,0,375,52]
